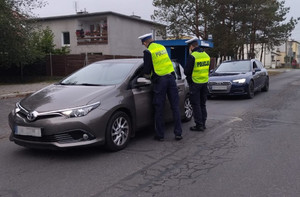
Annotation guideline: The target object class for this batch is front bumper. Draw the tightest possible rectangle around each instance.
[10,133,103,149]
[208,81,248,96]
[8,108,108,149]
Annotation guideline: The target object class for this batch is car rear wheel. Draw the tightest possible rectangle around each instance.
[182,96,193,122]
[105,111,131,151]
[262,77,269,92]
[246,81,254,99]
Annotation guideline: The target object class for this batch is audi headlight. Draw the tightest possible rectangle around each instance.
[232,78,246,84]
[61,102,100,118]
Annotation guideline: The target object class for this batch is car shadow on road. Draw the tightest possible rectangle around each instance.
[12,127,156,159]
[208,91,264,100]
[13,145,109,160]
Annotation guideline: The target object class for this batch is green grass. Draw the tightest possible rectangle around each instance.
[267,70,287,76]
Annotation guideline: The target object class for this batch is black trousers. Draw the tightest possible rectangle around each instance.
[189,82,208,127]
[153,75,182,138]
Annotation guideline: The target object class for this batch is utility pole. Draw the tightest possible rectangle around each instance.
[74,1,78,14]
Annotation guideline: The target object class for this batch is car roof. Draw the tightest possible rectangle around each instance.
[222,59,259,63]
[93,58,143,64]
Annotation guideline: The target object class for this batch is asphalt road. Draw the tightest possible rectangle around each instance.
[1,70,300,197]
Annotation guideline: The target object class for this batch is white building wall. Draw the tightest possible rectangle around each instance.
[37,14,163,56]
[243,44,280,68]
[107,15,162,57]
[38,18,111,55]
[37,19,75,50]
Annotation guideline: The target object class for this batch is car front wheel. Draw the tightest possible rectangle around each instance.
[182,96,193,122]
[262,77,269,92]
[246,81,255,99]
[105,111,131,151]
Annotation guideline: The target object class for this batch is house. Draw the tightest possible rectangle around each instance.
[243,40,300,68]
[277,40,300,68]
[35,11,165,56]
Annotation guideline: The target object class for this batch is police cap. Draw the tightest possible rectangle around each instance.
[138,33,153,43]
[185,37,199,46]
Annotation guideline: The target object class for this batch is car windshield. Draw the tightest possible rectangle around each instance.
[215,61,251,73]
[60,61,135,85]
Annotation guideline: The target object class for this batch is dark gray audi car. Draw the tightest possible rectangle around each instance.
[208,59,269,99]
[8,59,192,151]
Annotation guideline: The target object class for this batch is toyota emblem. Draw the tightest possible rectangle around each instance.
[27,111,38,121]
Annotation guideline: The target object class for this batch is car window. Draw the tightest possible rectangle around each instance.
[252,62,258,71]
[128,65,148,89]
[255,60,263,69]
[129,62,182,89]
[60,62,135,85]
[216,61,251,73]
[172,62,182,80]
[253,62,257,69]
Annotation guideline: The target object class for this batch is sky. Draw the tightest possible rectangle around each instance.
[32,0,300,41]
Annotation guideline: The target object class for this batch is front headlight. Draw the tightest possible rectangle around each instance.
[232,78,246,84]
[61,102,100,118]
[12,102,21,115]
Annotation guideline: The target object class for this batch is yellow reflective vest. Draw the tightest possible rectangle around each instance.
[148,43,174,76]
[191,51,210,83]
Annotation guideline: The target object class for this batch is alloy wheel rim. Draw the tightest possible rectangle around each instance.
[111,117,129,146]
[184,98,193,119]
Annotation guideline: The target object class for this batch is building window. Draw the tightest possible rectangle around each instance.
[62,32,70,46]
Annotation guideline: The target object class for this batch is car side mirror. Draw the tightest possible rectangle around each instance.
[134,77,151,88]
[253,68,261,74]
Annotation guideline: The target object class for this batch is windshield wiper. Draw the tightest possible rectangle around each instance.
[59,82,77,85]
[79,83,102,86]
[59,82,104,86]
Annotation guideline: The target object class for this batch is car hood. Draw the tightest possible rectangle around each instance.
[209,72,250,81]
[20,84,115,112]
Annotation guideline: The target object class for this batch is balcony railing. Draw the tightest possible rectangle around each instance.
[76,30,108,45]
[77,34,108,45]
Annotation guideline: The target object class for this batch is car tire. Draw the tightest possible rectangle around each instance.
[246,81,255,99]
[182,96,193,122]
[261,77,269,92]
[105,111,131,151]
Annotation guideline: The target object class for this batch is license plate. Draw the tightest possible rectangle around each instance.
[15,126,42,137]
[212,85,227,90]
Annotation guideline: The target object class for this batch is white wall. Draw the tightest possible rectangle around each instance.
[38,18,111,55]
[243,44,279,68]
[37,14,163,56]
[107,15,162,56]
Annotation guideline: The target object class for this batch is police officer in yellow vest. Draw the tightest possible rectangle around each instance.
[138,33,183,141]
[184,37,210,131]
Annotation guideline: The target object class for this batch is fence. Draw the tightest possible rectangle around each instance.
[46,54,141,76]
[45,54,218,77]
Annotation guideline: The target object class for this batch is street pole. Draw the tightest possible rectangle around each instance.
[50,52,53,77]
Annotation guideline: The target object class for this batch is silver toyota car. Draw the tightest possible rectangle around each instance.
[9,59,192,151]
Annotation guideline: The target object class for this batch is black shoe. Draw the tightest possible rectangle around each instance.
[190,126,204,131]
[154,136,164,141]
[175,135,183,141]
[203,125,207,130]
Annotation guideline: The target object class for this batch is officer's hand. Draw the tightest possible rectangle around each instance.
[144,74,151,79]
